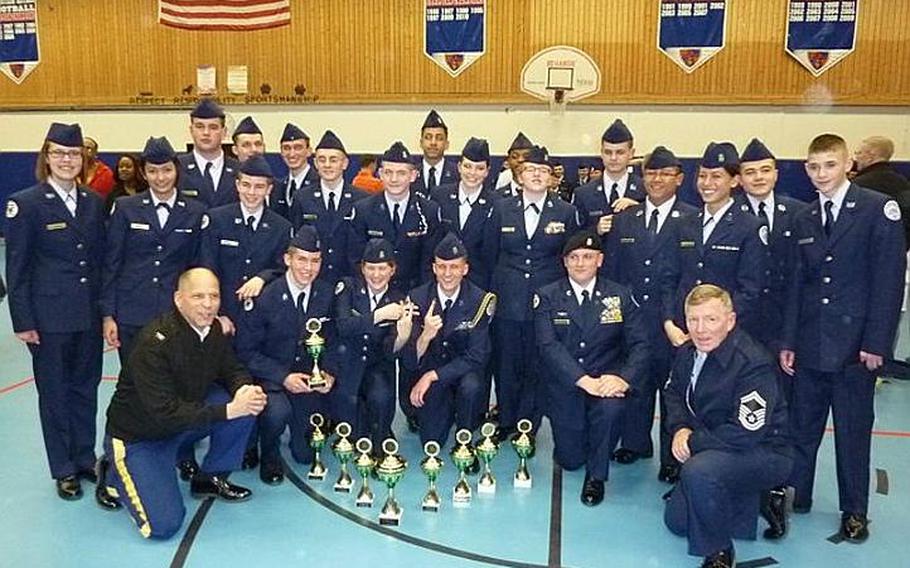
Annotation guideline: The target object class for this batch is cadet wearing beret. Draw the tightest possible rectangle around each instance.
[535,230,649,506]
[272,123,319,219]
[231,116,265,163]
[177,98,240,207]
[412,110,459,197]
[5,122,106,501]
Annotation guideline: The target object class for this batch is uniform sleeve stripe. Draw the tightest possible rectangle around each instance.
[111,438,153,538]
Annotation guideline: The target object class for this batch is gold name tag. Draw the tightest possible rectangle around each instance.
[181,189,199,197]
[680,240,696,248]
[552,318,571,326]
[501,226,516,233]
[130,222,150,231]
[45,222,67,231]
[303,214,318,221]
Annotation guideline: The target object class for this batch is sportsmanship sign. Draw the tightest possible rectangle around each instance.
[0,0,39,84]
[657,0,727,73]
[424,0,486,77]
[786,0,859,77]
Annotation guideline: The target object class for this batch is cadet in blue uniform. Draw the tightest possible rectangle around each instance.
[536,231,649,506]
[199,155,293,331]
[290,130,368,285]
[404,234,495,447]
[5,123,105,500]
[780,134,906,542]
[348,141,442,292]
[430,137,496,289]
[603,147,698,481]
[176,98,240,207]
[664,284,792,568]
[101,268,266,539]
[482,145,579,438]
[235,227,342,485]
[494,132,534,198]
[335,239,415,446]
[102,137,206,363]
[271,123,319,220]
[231,116,265,163]
[412,110,459,197]
[573,119,646,236]
[661,142,768,348]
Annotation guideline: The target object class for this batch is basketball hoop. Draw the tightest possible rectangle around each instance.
[520,46,601,115]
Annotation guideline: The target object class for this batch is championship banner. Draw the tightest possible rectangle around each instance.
[0,0,40,85]
[424,0,486,77]
[657,0,727,73]
[786,1,858,77]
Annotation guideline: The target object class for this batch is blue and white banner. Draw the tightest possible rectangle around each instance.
[658,0,727,73]
[424,0,486,77]
[786,1,858,77]
[0,0,39,85]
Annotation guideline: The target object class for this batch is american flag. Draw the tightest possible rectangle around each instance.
[158,0,291,31]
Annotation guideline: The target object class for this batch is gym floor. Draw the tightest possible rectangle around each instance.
[1,246,908,568]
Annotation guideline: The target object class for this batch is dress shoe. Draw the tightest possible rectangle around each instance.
[94,458,122,511]
[241,448,259,470]
[701,548,734,568]
[657,463,680,484]
[580,474,604,506]
[190,475,252,502]
[177,459,199,481]
[840,513,869,543]
[760,487,787,539]
[56,476,83,501]
[406,416,420,433]
[259,461,284,485]
[77,468,98,484]
[612,448,651,464]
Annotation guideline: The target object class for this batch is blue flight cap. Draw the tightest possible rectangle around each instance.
[382,141,412,165]
[740,138,776,163]
[316,130,347,155]
[234,116,262,136]
[362,238,396,263]
[45,122,83,147]
[434,232,468,261]
[281,123,309,143]
[140,136,177,165]
[602,119,633,144]
[643,146,681,170]
[461,137,490,164]
[524,145,551,167]
[190,98,225,119]
[239,155,273,179]
[508,132,534,152]
[290,225,321,252]
[422,109,448,132]
[701,142,740,169]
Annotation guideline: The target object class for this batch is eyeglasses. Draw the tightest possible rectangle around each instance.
[644,169,681,179]
[47,149,83,160]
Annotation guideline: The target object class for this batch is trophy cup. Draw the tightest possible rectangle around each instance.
[419,441,443,512]
[376,438,407,526]
[332,422,354,493]
[451,429,475,506]
[353,438,375,508]
[304,318,327,389]
[307,413,328,480]
[512,419,535,489]
[475,422,499,494]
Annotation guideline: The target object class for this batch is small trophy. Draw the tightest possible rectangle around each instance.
[304,318,327,389]
[475,422,499,494]
[420,441,444,512]
[332,422,354,493]
[376,438,407,526]
[307,413,328,480]
[512,419,535,489]
[353,438,375,508]
[451,429,476,506]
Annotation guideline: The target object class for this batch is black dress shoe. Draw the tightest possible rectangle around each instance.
[178,459,200,481]
[259,461,284,485]
[580,475,604,506]
[657,463,680,484]
[840,513,869,543]
[701,548,734,568]
[94,458,122,511]
[241,448,259,470]
[406,416,420,433]
[56,476,83,501]
[760,487,787,539]
[612,448,651,464]
[190,475,252,502]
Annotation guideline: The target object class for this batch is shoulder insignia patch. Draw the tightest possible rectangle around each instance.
[738,390,767,431]
[5,200,18,219]
[335,281,345,296]
[884,200,901,222]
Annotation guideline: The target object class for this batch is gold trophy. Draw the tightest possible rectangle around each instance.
[475,422,499,494]
[353,438,375,508]
[376,438,407,526]
[332,422,354,493]
[304,318,327,389]
[420,441,444,512]
[307,413,328,480]
[451,429,476,506]
[512,419,535,489]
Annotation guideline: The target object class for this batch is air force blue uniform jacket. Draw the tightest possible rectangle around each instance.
[177,153,240,208]
[573,174,646,231]
[430,182,496,289]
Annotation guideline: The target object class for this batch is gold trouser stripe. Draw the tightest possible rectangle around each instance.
[470,292,497,328]
[111,438,153,538]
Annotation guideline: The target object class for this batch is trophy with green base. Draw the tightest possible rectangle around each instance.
[353,437,375,508]
[475,422,499,494]
[304,318,327,389]
[451,429,475,506]
[307,413,328,480]
[376,438,407,526]
[512,419,534,489]
[420,441,443,512]
[332,422,354,493]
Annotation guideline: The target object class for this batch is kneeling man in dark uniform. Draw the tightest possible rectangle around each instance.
[664,284,792,568]
[101,267,267,539]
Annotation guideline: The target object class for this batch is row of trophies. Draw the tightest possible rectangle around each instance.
[306,414,536,526]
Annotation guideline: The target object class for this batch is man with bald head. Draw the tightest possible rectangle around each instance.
[853,135,910,250]
[99,267,267,539]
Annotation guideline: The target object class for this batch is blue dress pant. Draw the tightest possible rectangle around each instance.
[551,395,625,481]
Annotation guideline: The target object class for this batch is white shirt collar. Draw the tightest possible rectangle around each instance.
[820,179,850,211]
[47,178,77,200]
[240,203,264,225]
[746,192,775,214]
[604,172,629,195]
[703,198,735,223]
[285,272,311,306]
[523,192,546,211]
[190,324,211,343]
[436,285,460,308]
[423,158,444,184]
[193,149,224,172]
[290,164,311,187]
[151,191,177,208]
[458,182,481,204]
[645,196,676,230]
[569,277,596,305]
[384,191,410,215]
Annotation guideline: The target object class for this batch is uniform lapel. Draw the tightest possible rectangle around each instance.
[827,185,859,247]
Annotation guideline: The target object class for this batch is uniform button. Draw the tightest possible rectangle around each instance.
[154,260,160,266]
[245,259,251,264]
[152,277,159,283]
[242,275,249,281]
[442,341,449,347]
[76,243,84,250]
[525,259,531,265]
[695,279,702,285]
[821,298,830,305]
[644,259,651,266]
[643,277,650,284]
[362,346,368,352]
[526,244,532,250]
[362,356,367,361]
[762,288,770,294]
[643,294,650,301]
[579,341,586,348]
[328,264,334,270]
[577,358,584,363]
[156,245,163,251]
[825,255,833,262]
[822,276,831,284]
[363,334,369,340]
[79,277,87,283]
[524,273,530,279]
[696,262,704,268]
[328,248,334,254]
[765,270,771,276]
[78,260,87,267]
[295,356,301,362]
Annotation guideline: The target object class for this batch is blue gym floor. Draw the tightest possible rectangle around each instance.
[1,244,908,568]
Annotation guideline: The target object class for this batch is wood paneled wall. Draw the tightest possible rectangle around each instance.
[1,0,907,109]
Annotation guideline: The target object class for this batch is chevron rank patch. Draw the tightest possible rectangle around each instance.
[738,390,767,431]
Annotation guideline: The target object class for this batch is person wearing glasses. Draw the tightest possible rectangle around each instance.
[4,123,106,501]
